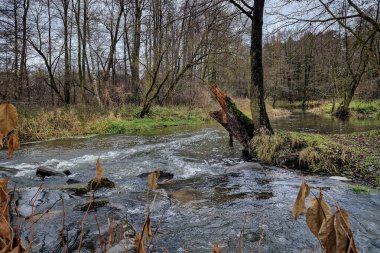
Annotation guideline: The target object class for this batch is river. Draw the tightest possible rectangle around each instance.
[0,112,380,252]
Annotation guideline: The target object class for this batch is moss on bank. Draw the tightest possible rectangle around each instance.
[251,130,380,187]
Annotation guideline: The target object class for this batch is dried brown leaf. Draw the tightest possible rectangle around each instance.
[0,177,11,250]
[292,180,310,219]
[134,233,146,253]
[142,211,152,242]
[306,194,332,238]
[334,209,357,253]
[7,134,20,159]
[0,103,18,137]
[148,170,160,190]
[318,212,336,253]
[96,158,102,179]
[0,133,3,148]
[212,243,222,253]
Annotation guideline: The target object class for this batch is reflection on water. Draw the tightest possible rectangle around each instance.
[272,111,380,134]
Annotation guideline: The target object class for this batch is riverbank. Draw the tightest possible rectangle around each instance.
[17,105,210,142]
[14,103,379,187]
[276,99,380,118]
[17,102,290,142]
[252,130,380,188]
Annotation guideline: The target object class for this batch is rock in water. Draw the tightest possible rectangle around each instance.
[329,176,351,182]
[66,178,81,184]
[48,183,89,195]
[226,162,263,172]
[78,198,109,211]
[36,166,71,178]
[138,170,174,180]
[88,177,116,190]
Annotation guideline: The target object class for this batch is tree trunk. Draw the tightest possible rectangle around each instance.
[86,0,102,108]
[13,0,19,98]
[63,0,71,104]
[334,83,356,119]
[209,85,254,153]
[131,0,142,104]
[250,0,273,134]
[20,0,30,101]
[81,0,87,102]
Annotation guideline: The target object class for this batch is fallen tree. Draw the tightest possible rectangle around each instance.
[209,85,254,153]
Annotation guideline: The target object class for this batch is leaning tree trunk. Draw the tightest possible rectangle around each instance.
[209,85,254,153]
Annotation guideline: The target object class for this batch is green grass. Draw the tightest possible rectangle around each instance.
[323,99,380,118]
[352,185,371,194]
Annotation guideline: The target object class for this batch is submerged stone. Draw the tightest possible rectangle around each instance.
[66,178,81,184]
[79,198,109,211]
[36,166,71,178]
[88,177,116,190]
[49,183,89,195]
[138,170,174,180]
[329,176,351,182]
[226,162,263,172]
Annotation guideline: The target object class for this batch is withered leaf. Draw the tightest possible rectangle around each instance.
[0,103,18,137]
[0,177,11,250]
[318,212,336,253]
[148,170,160,190]
[142,210,152,242]
[306,194,332,238]
[212,243,222,253]
[134,233,146,253]
[292,180,310,219]
[7,134,20,159]
[334,209,357,253]
[95,158,102,179]
[0,132,3,148]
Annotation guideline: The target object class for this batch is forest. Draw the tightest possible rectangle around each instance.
[0,0,380,252]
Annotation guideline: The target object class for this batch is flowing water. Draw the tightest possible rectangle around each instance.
[0,113,380,252]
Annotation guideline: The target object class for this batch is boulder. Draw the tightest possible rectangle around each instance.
[138,170,174,180]
[66,178,81,185]
[226,162,263,172]
[48,183,89,195]
[88,177,116,190]
[329,176,351,182]
[36,166,71,178]
[78,198,109,211]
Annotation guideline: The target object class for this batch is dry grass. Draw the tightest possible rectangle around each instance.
[234,98,291,120]
[18,105,211,142]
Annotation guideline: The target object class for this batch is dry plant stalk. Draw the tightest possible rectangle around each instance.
[96,158,103,180]
[148,170,160,190]
[134,233,146,253]
[0,177,12,251]
[212,243,222,253]
[292,181,358,253]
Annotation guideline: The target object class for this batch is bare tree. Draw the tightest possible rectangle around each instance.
[229,0,273,133]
